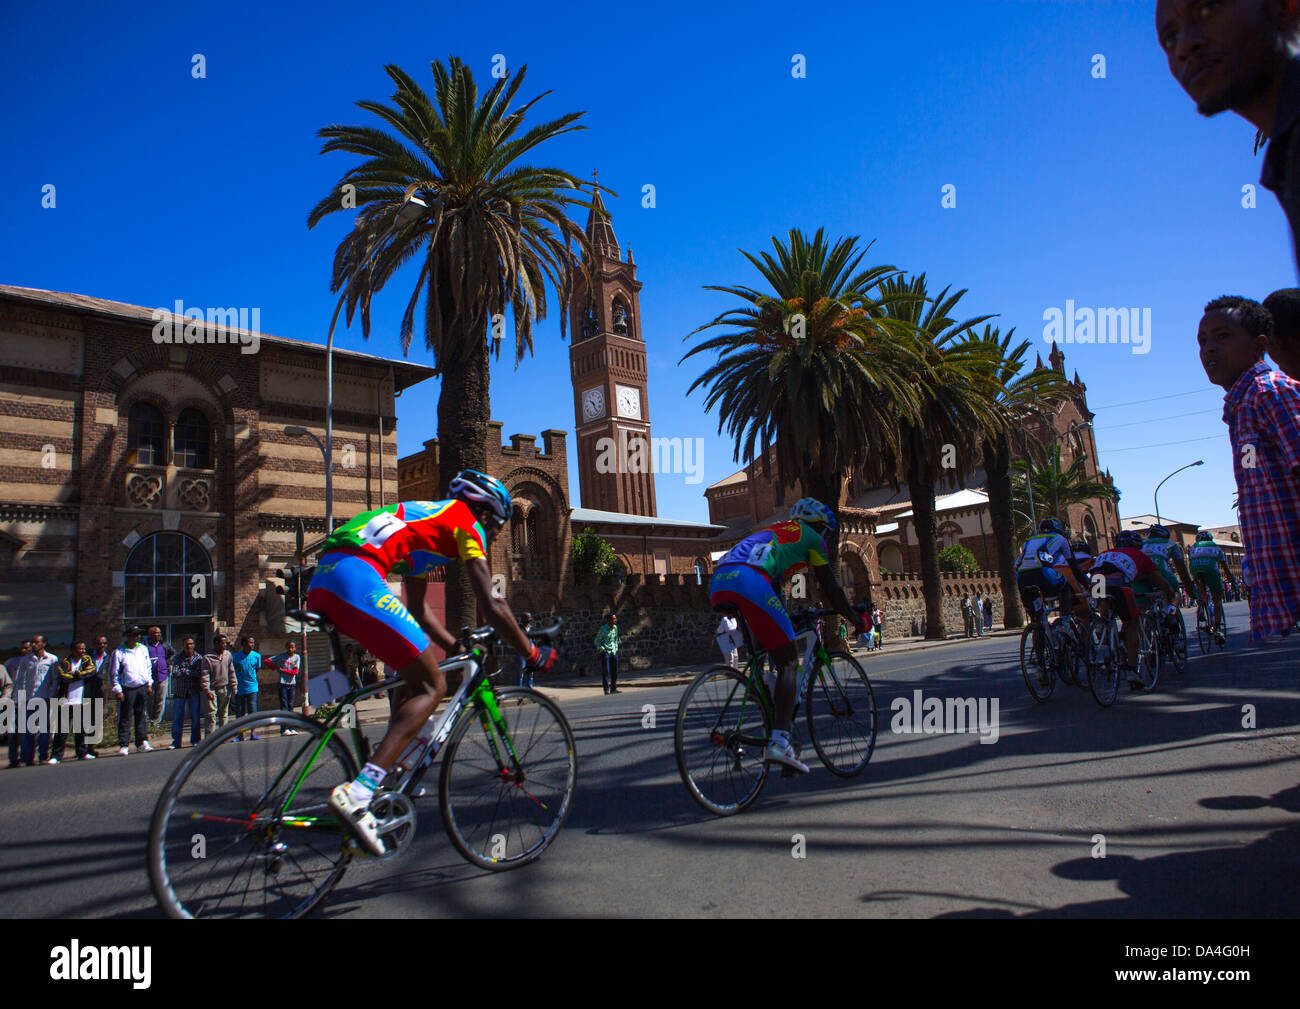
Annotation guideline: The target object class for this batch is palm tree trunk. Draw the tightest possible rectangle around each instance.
[984,435,1024,630]
[436,332,492,640]
[906,435,945,639]
[805,473,873,613]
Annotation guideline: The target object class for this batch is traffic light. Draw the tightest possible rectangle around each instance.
[275,565,312,610]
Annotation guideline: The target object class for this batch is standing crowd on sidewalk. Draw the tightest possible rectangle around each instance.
[0,627,305,767]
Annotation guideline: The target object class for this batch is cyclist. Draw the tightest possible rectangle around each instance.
[1087,530,1180,686]
[1141,524,1195,625]
[1188,530,1233,643]
[1015,519,1089,660]
[1071,539,1093,567]
[306,472,556,855]
[709,498,867,775]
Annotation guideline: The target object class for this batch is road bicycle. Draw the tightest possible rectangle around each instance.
[148,608,576,919]
[674,603,876,816]
[1194,575,1227,654]
[1085,591,1159,707]
[1019,586,1088,703]
[1150,595,1189,676]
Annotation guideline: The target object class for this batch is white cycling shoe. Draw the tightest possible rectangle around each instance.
[764,739,809,775]
[329,785,385,856]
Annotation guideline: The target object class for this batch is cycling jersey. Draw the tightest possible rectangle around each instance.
[319,500,486,578]
[1141,536,1184,582]
[1089,547,1159,585]
[1188,542,1225,567]
[1015,533,1072,571]
[719,519,828,584]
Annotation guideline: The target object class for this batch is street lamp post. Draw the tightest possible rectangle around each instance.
[1153,460,1204,525]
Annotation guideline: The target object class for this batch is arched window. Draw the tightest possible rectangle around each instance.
[124,532,214,619]
[1082,513,1099,553]
[128,402,165,466]
[173,408,213,469]
[693,557,708,585]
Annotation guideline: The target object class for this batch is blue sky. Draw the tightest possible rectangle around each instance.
[2,0,1290,529]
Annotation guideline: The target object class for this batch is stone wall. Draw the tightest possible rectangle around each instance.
[499,568,1008,671]
[507,573,718,671]
[874,571,1004,638]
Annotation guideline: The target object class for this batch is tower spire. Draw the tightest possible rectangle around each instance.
[585,170,620,260]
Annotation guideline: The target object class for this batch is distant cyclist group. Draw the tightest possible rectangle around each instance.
[1014,516,1231,695]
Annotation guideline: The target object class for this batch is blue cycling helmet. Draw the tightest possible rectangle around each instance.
[1115,530,1142,548]
[1037,517,1066,536]
[1145,524,1170,539]
[1196,530,1214,542]
[790,498,837,532]
[448,469,513,528]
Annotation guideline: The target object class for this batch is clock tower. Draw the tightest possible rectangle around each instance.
[569,182,658,516]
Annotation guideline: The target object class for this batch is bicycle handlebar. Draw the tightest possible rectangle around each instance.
[457,617,565,652]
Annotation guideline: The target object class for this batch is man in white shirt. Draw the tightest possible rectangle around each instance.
[716,613,741,669]
[268,640,302,735]
[110,626,154,755]
[5,640,30,768]
[14,635,60,766]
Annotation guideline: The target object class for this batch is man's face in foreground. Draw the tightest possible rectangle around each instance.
[1156,0,1286,117]
[1199,308,1266,387]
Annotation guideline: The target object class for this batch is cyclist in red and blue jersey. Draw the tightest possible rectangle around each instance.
[1087,530,1179,686]
[709,498,867,775]
[307,470,556,855]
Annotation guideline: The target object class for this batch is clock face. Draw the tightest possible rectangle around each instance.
[616,385,641,419]
[582,387,605,421]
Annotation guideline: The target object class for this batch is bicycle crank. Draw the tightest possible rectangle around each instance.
[363,791,417,860]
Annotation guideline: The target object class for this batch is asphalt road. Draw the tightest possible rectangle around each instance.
[3,602,1297,918]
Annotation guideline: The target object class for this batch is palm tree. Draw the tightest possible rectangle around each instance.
[681,228,924,607]
[308,58,592,630]
[875,275,999,639]
[1009,442,1119,542]
[962,326,1072,629]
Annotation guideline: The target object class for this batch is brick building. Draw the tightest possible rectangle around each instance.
[0,285,433,654]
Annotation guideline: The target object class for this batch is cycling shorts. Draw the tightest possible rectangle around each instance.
[1100,577,1139,622]
[709,563,794,652]
[1190,563,1223,595]
[1016,566,1065,612]
[305,552,431,669]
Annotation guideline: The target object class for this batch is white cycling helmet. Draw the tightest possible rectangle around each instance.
[790,497,837,532]
[448,469,513,528]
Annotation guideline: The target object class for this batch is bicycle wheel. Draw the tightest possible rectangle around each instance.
[439,687,577,871]
[1196,603,1211,655]
[1089,618,1121,708]
[148,712,357,919]
[1138,613,1161,692]
[1020,623,1055,702]
[1169,610,1188,674]
[804,650,877,777]
[675,665,771,816]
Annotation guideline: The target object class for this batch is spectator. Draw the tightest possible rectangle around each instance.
[143,625,174,727]
[203,634,233,738]
[267,640,301,734]
[230,635,262,741]
[983,593,994,633]
[716,610,741,669]
[1262,289,1300,379]
[1199,295,1300,638]
[89,635,112,691]
[15,634,60,767]
[594,613,619,695]
[961,593,975,638]
[873,606,884,647]
[168,637,209,750]
[51,640,98,762]
[110,627,154,756]
[5,640,30,768]
[836,616,849,652]
[1156,2,1300,270]
[514,613,536,688]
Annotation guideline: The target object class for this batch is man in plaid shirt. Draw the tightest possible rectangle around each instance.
[1199,296,1300,639]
